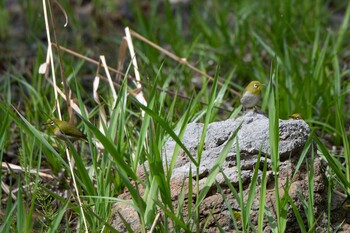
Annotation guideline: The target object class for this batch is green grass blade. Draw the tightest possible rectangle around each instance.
[198,66,220,161]
[244,149,262,224]
[258,155,268,232]
[336,103,350,194]
[314,135,350,190]
[307,144,315,228]
[16,182,26,232]
[154,200,189,231]
[194,124,240,213]
[216,182,239,231]
[0,191,16,232]
[253,31,282,65]
[168,98,196,181]
[286,194,307,233]
[131,97,198,166]
[47,202,68,233]
[334,1,350,53]
[235,137,245,230]
[80,117,146,212]
[66,140,96,196]
[144,176,158,225]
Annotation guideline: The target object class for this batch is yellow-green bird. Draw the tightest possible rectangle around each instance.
[289,113,304,120]
[240,81,264,109]
[46,117,87,142]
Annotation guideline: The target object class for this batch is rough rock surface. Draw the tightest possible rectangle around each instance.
[111,112,349,232]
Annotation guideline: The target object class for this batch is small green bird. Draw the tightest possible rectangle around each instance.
[289,113,304,120]
[240,81,264,109]
[46,117,87,142]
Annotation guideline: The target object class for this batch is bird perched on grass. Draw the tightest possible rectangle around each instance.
[45,117,87,142]
[289,113,304,120]
[240,81,264,110]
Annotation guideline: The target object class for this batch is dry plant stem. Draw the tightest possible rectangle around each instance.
[97,76,232,113]
[116,37,128,83]
[1,181,17,200]
[52,0,68,27]
[2,162,54,179]
[49,44,232,112]
[149,212,161,233]
[42,0,61,119]
[100,55,118,108]
[93,60,108,136]
[45,1,89,231]
[129,29,242,97]
[65,147,88,233]
[51,42,126,76]
[125,27,147,116]
[42,3,88,230]
[48,0,73,124]
[125,27,142,89]
[44,76,85,116]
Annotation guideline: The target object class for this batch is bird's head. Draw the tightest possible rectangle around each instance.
[245,81,263,95]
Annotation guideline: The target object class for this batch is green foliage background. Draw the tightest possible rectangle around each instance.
[0,0,349,232]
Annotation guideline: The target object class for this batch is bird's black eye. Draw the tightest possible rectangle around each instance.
[253,84,258,88]
[50,121,55,126]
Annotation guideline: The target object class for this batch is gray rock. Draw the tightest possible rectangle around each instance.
[111,112,344,232]
[163,111,310,181]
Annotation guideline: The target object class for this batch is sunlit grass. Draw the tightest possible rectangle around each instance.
[1,0,350,232]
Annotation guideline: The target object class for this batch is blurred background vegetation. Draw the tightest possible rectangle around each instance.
[1,0,350,231]
[1,0,349,131]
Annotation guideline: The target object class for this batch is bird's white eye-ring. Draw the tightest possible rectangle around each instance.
[50,121,55,126]
[253,84,258,88]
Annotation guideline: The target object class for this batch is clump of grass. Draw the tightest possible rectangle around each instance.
[1,0,350,232]
[0,0,8,39]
